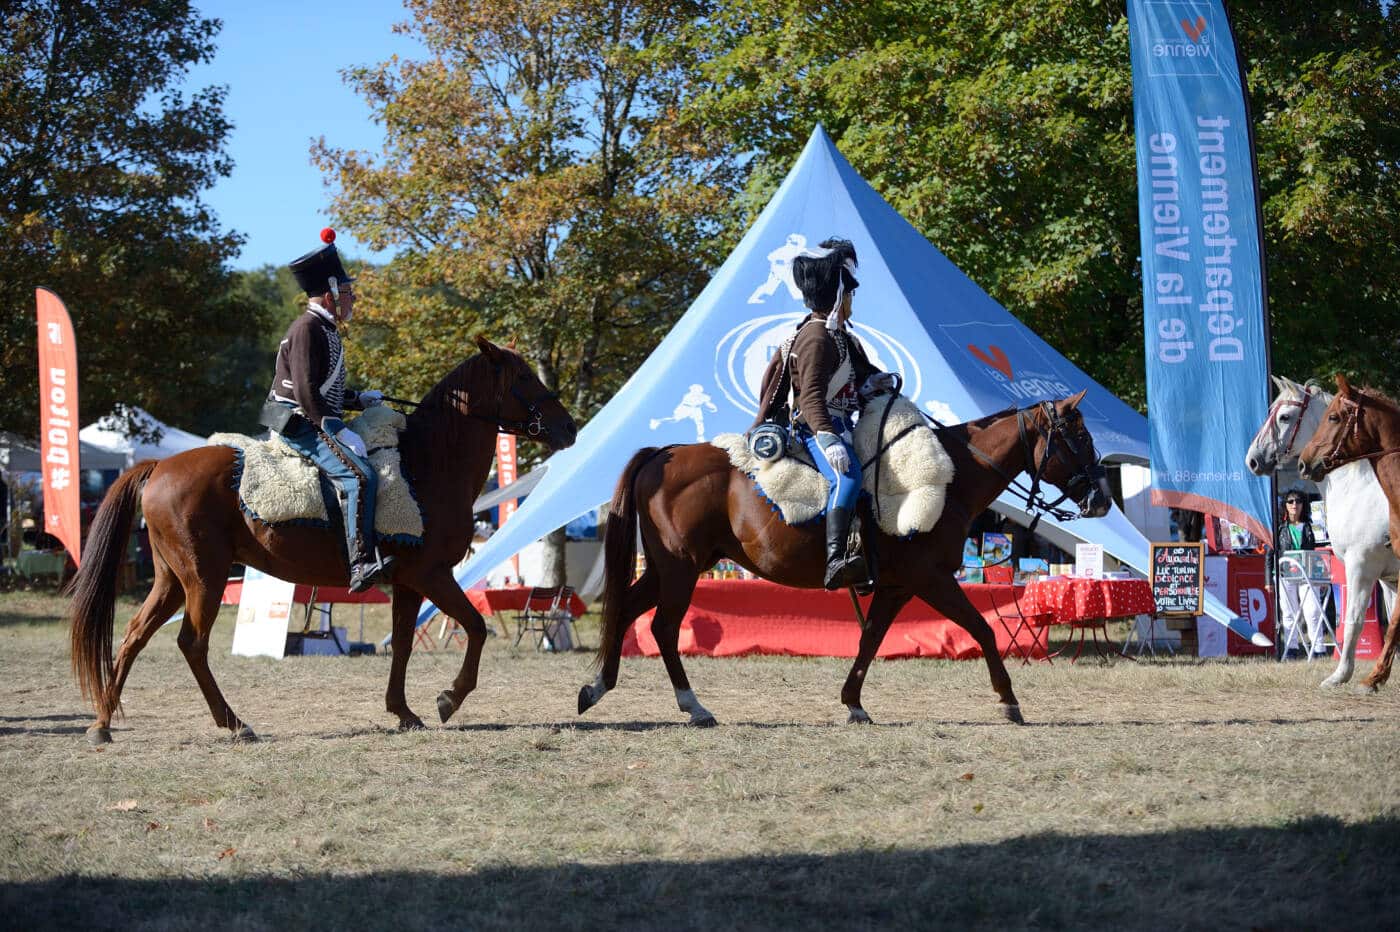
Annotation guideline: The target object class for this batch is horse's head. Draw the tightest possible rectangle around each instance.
[1296,374,1392,482]
[1024,391,1112,518]
[473,336,578,450]
[1245,375,1329,475]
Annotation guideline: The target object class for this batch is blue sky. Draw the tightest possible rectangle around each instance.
[188,0,422,270]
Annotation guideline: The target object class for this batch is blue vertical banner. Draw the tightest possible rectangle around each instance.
[1129,0,1272,541]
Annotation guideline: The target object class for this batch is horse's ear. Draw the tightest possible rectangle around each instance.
[1270,374,1285,393]
[1066,389,1088,409]
[1335,372,1353,395]
[474,334,503,362]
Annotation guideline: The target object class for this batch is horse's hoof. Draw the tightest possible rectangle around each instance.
[577,685,594,715]
[231,725,258,743]
[398,716,426,731]
[87,726,112,746]
[690,715,718,728]
[436,691,456,724]
[1353,683,1380,696]
[1320,677,1346,691]
[1000,704,1025,725]
[846,709,873,725]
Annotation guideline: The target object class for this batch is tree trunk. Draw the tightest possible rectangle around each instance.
[539,525,568,587]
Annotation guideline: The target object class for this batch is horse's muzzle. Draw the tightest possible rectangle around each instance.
[1298,456,1326,482]
[548,418,579,450]
[1079,482,1113,518]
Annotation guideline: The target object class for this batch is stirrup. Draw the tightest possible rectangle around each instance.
[349,548,395,593]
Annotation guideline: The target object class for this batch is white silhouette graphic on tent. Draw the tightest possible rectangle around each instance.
[747,233,809,304]
[650,384,718,441]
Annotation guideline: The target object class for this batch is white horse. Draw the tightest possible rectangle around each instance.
[1245,375,1397,689]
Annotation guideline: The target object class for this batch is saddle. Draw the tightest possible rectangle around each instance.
[713,394,956,536]
[209,404,424,544]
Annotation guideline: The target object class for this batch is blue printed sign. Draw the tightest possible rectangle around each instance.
[1129,0,1272,540]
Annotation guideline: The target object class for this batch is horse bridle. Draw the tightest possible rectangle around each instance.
[381,359,559,438]
[1251,390,1315,460]
[1311,392,1400,473]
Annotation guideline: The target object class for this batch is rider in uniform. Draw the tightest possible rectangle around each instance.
[752,237,898,589]
[262,228,393,593]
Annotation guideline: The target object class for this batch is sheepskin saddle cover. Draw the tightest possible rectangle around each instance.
[712,394,955,536]
[209,405,424,541]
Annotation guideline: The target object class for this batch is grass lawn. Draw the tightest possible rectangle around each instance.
[2,586,1397,930]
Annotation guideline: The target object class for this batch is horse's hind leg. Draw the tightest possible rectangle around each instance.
[648,563,710,725]
[87,558,187,744]
[176,579,254,740]
[839,587,911,725]
[580,569,660,713]
[919,573,1024,723]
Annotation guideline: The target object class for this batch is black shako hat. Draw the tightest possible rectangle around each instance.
[289,228,355,296]
[790,237,859,314]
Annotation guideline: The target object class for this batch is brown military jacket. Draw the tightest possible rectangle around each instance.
[751,316,877,434]
[267,306,365,426]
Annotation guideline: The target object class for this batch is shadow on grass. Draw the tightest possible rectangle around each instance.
[3,816,1396,930]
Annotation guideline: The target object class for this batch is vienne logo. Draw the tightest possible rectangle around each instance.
[714,313,924,417]
[1146,3,1218,78]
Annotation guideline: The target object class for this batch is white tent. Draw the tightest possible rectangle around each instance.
[0,430,128,473]
[79,407,205,468]
[426,126,1266,645]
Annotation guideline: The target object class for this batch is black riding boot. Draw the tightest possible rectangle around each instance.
[343,495,394,593]
[823,506,868,590]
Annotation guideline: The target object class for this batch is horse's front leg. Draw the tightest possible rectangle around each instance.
[1322,552,1383,688]
[918,572,1024,723]
[839,586,911,724]
[414,571,492,724]
[386,584,426,730]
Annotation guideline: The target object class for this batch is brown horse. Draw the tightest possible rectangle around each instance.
[69,336,576,744]
[1296,374,1400,691]
[577,393,1113,726]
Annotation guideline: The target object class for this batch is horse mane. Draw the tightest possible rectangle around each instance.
[1355,384,1400,413]
[401,352,497,465]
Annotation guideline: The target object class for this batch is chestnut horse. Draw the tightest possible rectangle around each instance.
[577,393,1113,726]
[1296,374,1400,692]
[69,337,577,744]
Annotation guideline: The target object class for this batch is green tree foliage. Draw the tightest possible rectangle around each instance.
[0,0,266,439]
[313,0,740,426]
[676,0,1400,408]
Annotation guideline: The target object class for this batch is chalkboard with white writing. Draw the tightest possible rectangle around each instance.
[1150,541,1205,616]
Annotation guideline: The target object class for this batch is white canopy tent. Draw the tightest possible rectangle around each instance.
[79,407,206,468]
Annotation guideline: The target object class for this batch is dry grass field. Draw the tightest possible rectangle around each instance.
[2,587,1398,930]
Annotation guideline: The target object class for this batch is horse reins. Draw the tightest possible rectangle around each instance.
[378,359,559,439]
[1250,389,1314,459]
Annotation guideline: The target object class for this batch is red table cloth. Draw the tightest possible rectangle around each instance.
[1021,576,1155,625]
[466,586,587,618]
[622,578,1039,660]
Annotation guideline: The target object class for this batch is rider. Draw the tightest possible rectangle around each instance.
[262,228,393,593]
[751,237,898,589]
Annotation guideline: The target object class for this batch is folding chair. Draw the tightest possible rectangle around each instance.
[513,585,580,652]
[986,566,1054,664]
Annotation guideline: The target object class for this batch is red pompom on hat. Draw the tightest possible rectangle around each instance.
[320,227,336,244]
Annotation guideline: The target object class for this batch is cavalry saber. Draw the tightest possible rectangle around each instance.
[378,395,421,408]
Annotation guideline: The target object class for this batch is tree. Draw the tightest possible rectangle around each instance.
[315,0,740,583]
[0,0,266,440]
[675,0,1400,408]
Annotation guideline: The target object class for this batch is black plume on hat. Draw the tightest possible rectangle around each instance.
[289,228,355,296]
[790,237,859,314]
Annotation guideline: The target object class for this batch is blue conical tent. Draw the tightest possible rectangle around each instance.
[424,126,1264,644]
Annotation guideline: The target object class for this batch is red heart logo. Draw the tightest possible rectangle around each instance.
[968,344,1013,380]
[1181,16,1206,41]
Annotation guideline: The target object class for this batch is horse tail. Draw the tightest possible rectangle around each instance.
[596,447,660,674]
[69,460,157,710]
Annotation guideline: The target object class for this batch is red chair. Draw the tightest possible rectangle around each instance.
[986,567,1054,664]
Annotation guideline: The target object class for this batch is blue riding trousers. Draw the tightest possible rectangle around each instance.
[802,425,862,512]
[278,422,379,550]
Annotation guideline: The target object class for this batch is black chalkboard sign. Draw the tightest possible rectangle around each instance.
[1150,542,1205,616]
